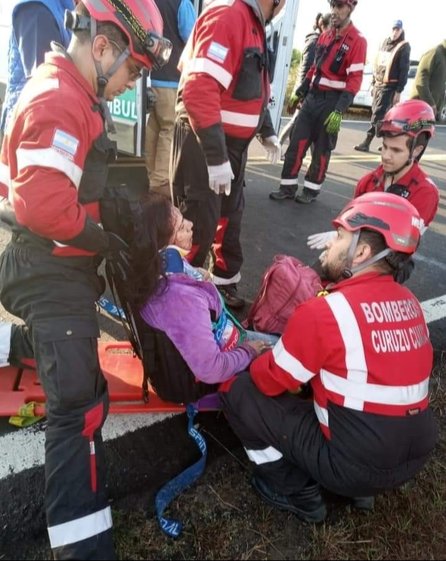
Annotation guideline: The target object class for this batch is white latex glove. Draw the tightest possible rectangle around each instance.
[307,230,336,250]
[262,135,281,165]
[207,161,234,196]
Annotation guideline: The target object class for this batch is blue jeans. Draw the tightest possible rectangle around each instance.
[245,329,280,347]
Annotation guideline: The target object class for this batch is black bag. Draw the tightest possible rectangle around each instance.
[140,321,219,404]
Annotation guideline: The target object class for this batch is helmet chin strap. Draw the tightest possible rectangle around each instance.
[265,0,280,24]
[341,231,391,278]
[384,157,412,182]
[383,134,422,179]
[90,18,130,134]
[334,11,351,32]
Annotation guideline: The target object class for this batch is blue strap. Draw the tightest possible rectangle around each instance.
[155,404,207,538]
[97,296,125,320]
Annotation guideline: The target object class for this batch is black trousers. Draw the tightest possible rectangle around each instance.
[280,89,341,194]
[220,372,433,499]
[171,119,248,281]
[367,86,396,137]
[0,243,115,560]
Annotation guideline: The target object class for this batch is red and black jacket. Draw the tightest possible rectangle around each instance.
[175,0,275,166]
[0,50,113,258]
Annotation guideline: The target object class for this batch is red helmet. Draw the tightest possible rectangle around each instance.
[333,192,421,254]
[376,99,435,139]
[328,0,358,8]
[82,0,172,69]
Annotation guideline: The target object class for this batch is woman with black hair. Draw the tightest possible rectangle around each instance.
[126,192,277,386]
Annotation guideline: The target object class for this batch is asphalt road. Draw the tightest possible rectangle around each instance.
[242,119,446,346]
[0,117,445,440]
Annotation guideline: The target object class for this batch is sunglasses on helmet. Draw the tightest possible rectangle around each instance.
[377,118,435,135]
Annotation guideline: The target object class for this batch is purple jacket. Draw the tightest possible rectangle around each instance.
[139,275,257,384]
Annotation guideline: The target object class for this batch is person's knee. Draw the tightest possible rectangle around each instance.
[220,371,253,412]
[32,317,103,408]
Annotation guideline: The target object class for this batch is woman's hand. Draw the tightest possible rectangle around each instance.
[197,267,212,281]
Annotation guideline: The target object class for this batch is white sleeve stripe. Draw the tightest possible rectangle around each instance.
[321,369,430,406]
[221,110,260,128]
[316,77,346,89]
[245,446,283,465]
[48,506,112,548]
[16,147,83,188]
[347,62,365,74]
[272,338,314,383]
[18,77,59,107]
[188,57,232,89]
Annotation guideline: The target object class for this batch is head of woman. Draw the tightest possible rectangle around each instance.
[127,192,193,309]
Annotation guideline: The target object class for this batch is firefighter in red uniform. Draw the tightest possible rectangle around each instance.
[171,0,285,310]
[220,192,438,523]
[307,100,439,251]
[0,1,171,558]
[270,0,367,204]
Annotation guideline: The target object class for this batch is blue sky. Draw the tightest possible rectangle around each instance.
[293,0,444,62]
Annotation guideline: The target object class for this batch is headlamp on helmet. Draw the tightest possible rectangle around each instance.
[142,32,173,70]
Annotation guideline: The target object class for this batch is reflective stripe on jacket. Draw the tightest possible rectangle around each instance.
[250,272,433,440]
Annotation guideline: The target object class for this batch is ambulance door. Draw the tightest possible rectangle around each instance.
[267,0,301,133]
[108,72,148,157]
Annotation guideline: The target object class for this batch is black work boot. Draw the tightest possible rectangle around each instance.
[251,476,327,524]
[354,133,374,152]
[351,496,375,511]
[269,185,296,201]
[217,283,245,310]
[295,187,318,204]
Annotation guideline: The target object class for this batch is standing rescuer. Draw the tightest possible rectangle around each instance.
[269,0,366,204]
[0,0,171,558]
[170,0,284,310]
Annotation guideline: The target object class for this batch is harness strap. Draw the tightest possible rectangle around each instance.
[154,404,207,538]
